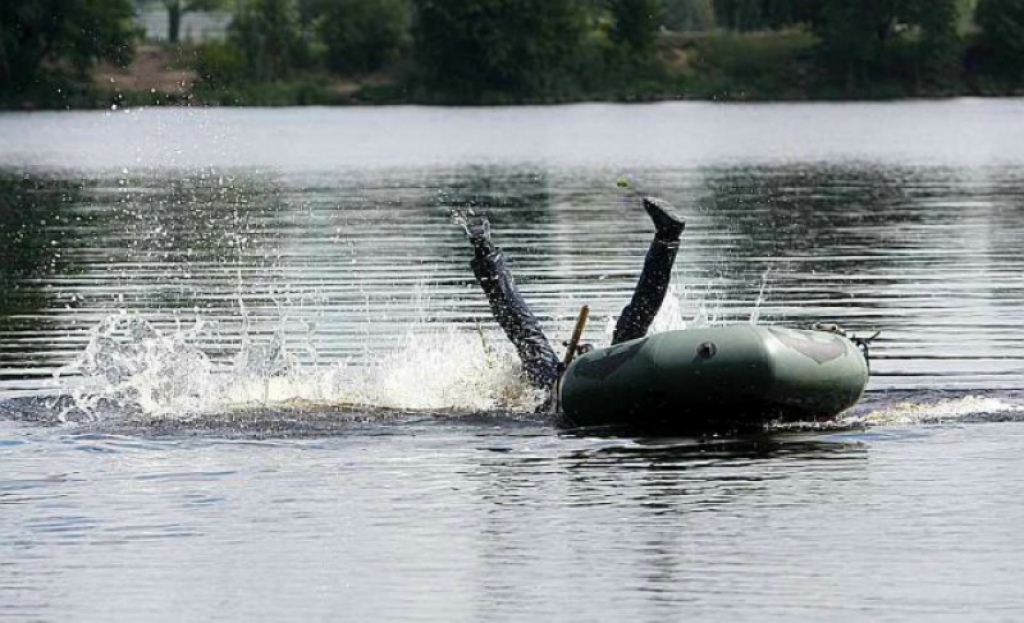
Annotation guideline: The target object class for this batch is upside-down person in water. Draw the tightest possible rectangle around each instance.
[454,196,685,393]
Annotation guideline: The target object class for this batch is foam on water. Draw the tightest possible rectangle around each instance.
[55,312,215,419]
[53,311,545,421]
[845,395,1024,427]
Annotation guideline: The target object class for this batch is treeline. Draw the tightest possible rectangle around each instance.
[202,0,1024,101]
[3,0,1024,108]
[1,0,137,107]
[187,0,671,103]
[178,0,1024,101]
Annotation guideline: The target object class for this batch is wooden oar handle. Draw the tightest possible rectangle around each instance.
[562,305,591,367]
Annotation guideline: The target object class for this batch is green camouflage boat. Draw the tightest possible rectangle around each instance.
[557,325,869,434]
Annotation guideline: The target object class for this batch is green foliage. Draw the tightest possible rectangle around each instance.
[958,0,980,31]
[674,30,816,99]
[712,0,818,31]
[5,0,1020,107]
[192,40,249,86]
[918,0,961,83]
[229,0,307,81]
[316,0,410,74]
[608,0,664,54]
[192,76,344,104]
[975,0,1024,73]
[412,0,587,101]
[815,0,889,80]
[663,0,716,31]
[163,0,228,43]
[814,0,962,90]
[0,0,136,105]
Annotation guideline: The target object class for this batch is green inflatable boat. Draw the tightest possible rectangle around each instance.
[556,325,869,434]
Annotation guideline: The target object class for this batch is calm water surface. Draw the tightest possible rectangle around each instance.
[1,102,1023,622]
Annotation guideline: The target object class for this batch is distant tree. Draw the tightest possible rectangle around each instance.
[0,0,136,100]
[917,0,961,79]
[412,0,587,100]
[608,0,665,54]
[711,0,819,31]
[229,0,305,80]
[296,0,314,38]
[316,0,410,74]
[975,0,1024,73]
[958,0,980,31]
[663,0,715,31]
[712,0,760,30]
[814,0,961,87]
[162,0,227,44]
[770,0,821,28]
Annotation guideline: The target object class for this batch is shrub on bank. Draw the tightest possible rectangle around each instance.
[971,0,1024,82]
[192,41,249,89]
[318,0,411,75]
[192,78,345,106]
[678,30,818,99]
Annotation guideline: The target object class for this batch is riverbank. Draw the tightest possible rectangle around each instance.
[6,32,1023,111]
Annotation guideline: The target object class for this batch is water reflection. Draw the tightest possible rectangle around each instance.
[469,434,868,617]
[983,168,1024,310]
[698,165,922,256]
[0,172,85,384]
[690,165,942,322]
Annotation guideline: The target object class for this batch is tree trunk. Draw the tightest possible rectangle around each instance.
[168,1,183,44]
[0,31,11,86]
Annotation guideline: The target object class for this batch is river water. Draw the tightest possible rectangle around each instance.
[1,102,1023,622]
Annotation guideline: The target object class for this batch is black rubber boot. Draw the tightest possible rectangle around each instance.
[612,197,685,345]
[644,196,685,242]
[453,208,495,254]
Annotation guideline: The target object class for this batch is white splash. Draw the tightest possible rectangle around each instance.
[55,312,214,420]
[54,311,543,421]
[606,280,734,341]
[343,326,543,411]
[749,267,773,326]
[843,396,1024,427]
[214,325,542,413]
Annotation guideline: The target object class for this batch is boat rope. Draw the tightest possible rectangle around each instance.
[813,322,880,372]
[850,331,881,372]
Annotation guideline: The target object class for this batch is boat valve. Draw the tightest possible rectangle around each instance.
[697,342,717,359]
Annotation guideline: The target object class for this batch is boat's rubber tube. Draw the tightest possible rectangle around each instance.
[558,326,869,434]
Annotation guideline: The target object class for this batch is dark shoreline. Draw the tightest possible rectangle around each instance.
[7,82,1024,112]
[5,32,1023,112]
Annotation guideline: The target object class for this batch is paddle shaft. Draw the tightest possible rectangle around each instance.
[562,305,590,368]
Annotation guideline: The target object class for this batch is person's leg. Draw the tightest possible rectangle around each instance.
[456,211,561,389]
[612,197,685,345]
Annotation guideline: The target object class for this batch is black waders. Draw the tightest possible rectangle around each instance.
[457,196,685,393]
